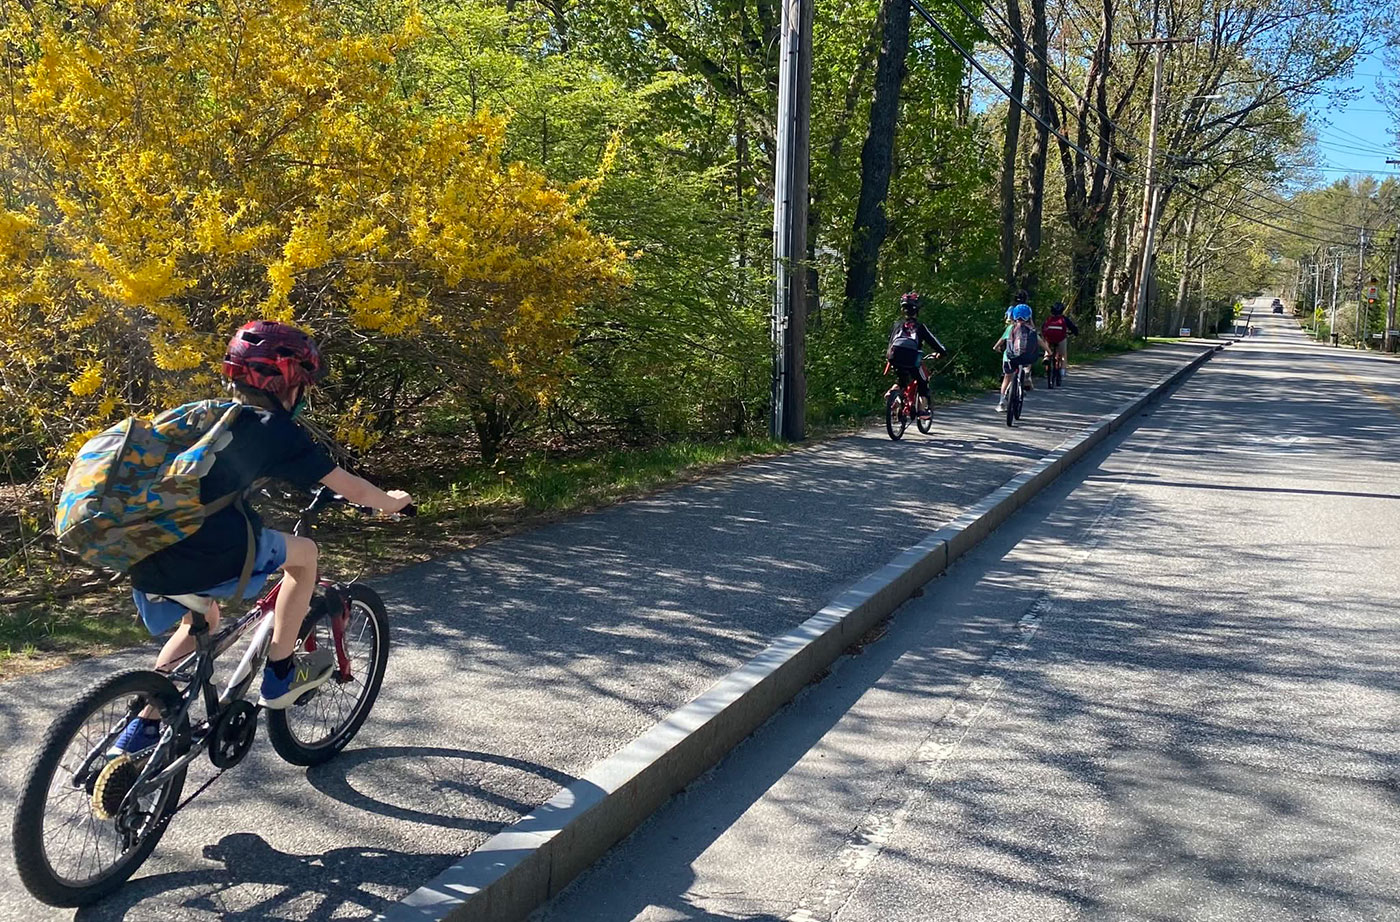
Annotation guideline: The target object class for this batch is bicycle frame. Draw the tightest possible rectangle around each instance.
[885,354,937,411]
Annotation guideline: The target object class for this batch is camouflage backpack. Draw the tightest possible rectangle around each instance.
[55,400,246,574]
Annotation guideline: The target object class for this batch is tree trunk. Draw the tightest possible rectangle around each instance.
[1098,188,1127,321]
[1173,203,1199,329]
[999,0,1026,293]
[843,0,911,325]
[1012,0,1048,295]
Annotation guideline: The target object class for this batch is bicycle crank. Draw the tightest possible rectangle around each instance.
[209,700,259,769]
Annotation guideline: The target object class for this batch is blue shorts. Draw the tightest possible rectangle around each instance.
[132,530,289,636]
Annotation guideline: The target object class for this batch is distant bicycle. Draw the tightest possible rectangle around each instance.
[11,487,409,907]
[1047,348,1064,388]
[884,353,937,440]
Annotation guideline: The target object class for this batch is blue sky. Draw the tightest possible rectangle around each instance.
[1307,52,1398,183]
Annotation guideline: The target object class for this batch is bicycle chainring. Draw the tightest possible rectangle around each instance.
[209,700,259,769]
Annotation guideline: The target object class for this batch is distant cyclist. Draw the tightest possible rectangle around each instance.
[1003,289,1031,325]
[1040,301,1079,378]
[886,291,948,416]
[995,303,1046,412]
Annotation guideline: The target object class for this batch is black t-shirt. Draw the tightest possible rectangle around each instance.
[129,406,336,595]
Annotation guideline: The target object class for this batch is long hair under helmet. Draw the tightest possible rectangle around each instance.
[222,320,323,406]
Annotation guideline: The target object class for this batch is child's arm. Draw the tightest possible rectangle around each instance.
[321,467,413,513]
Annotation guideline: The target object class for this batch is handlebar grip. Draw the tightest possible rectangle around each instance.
[401,503,418,518]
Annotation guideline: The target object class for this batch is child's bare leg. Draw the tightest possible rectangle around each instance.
[137,604,222,719]
[154,603,222,673]
[269,536,318,662]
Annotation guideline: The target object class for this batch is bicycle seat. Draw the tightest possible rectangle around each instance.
[152,593,219,615]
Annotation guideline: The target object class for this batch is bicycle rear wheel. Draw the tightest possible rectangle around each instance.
[12,670,188,907]
[1013,378,1025,420]
[266,583,389,766]
[885,393,907,440]
[1046,357,1055,389]
[1005,378,1017,427]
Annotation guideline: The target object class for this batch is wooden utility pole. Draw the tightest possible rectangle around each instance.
[1387,232,1399,353]
[1128,35,1194,338]
[770,0,811,441]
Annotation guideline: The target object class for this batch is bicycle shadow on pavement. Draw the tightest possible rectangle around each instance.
[305,745,576,832]
[73,832,455,922]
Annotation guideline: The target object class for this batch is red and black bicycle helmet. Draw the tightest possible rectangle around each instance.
[900,291,922,315]
[221,320,323,402]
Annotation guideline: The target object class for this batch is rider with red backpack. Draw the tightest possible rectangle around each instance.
[886,291,948,417]
[1040,301,1080,378]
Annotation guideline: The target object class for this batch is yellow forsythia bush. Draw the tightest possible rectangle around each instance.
[0,0,626,478]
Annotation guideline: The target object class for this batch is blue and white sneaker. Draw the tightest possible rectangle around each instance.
[107,717,162,758]
[258,648,336,710]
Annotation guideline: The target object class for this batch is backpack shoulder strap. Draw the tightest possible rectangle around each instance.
[225,496,257,606]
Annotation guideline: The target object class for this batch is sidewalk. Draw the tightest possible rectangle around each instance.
[0,343,1215,922]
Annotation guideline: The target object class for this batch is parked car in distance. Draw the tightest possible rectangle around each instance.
[1271,298,1284,314]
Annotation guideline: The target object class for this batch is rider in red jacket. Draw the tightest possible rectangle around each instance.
[1040,302,1079,376]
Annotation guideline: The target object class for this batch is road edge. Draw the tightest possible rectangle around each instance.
[379,343,1222,922]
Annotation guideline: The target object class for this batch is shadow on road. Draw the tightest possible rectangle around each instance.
[306,745,576,831]
[73,833,455,922]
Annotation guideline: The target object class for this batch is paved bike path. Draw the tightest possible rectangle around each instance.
[0,343,1216,921]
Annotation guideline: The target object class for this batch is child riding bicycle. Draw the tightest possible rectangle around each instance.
[1040,301,1079,378]
[96,321,413,754]
[886,291,948,416]
[994,303,1047,412]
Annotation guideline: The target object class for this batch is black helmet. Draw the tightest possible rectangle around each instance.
[1051,302,1066,316]
[900,291,921,315]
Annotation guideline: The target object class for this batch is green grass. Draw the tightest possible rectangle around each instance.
[0,603,148,674]
[415,436,789,517]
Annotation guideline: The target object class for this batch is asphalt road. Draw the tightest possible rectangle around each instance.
[0,338,1213,921]
[537,307,1400,922]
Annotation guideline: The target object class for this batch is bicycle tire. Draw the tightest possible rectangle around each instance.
[1013,380,1025,420]
[915,394,933,434]
[885,393,907,441]
[1046,358,1055,390]
[1005,377,1017,427]
[12,670,188,907]
[266,583,389,766]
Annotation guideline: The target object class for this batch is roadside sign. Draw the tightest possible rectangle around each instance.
[1366,284,1379,303]
[1179,328,1191,336]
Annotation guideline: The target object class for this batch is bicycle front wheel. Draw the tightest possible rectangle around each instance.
[266,583,389,766]
[12,670,188,907]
